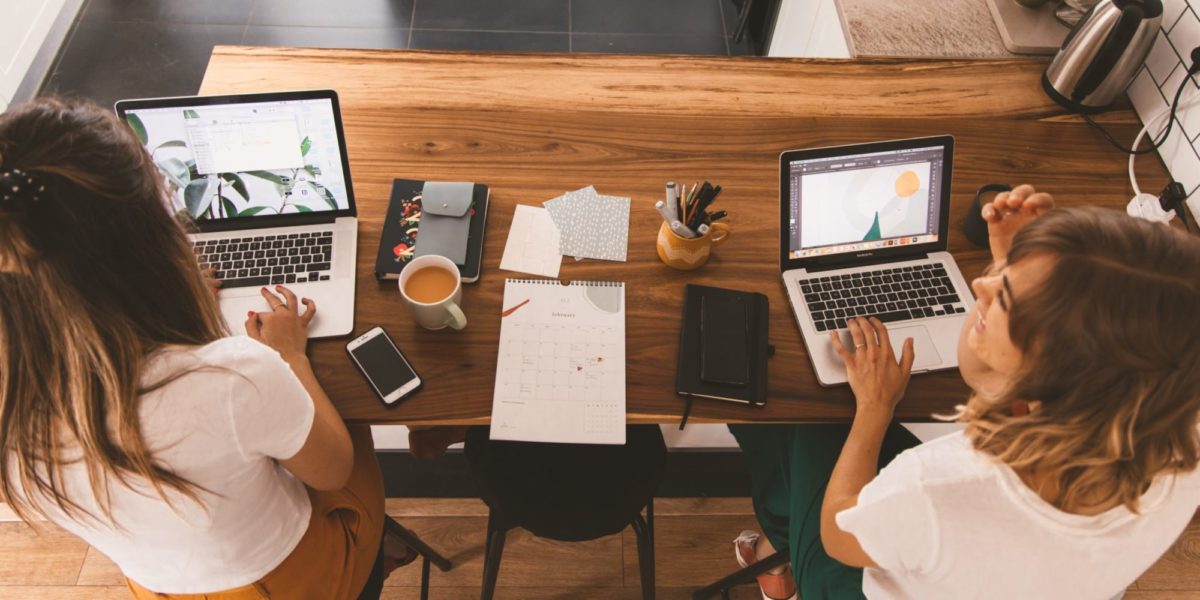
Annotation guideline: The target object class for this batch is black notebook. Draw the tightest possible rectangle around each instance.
[676,284,770,406]
[374,178,489,282]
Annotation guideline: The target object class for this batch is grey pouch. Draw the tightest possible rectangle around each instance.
[414,181,474,265]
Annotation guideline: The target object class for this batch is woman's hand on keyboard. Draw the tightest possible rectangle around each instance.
[244,285,316,362]
[831,316,915,421]
[201,267,222,296]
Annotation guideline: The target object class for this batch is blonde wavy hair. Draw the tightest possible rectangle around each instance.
[0,98,228,523]
[955,206,1200,513]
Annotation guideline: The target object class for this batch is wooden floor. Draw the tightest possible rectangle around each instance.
[1,498,1197,599]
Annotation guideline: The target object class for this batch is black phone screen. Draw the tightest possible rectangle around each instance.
[349,333,417,399]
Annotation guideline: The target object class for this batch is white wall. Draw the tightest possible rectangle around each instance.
[0,0,67,109]
[1127,0,1200,217]
[768,0,852,58]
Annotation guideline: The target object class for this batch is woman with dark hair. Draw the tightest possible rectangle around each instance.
[0,98,407,598]
[731,186,1200,599]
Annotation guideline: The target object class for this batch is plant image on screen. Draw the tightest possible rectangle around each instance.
[126,109,342,221]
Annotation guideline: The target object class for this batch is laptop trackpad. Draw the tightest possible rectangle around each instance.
[833,325,941,371]
[889,326,941,371]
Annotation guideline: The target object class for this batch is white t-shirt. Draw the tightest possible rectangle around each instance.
[836,431,1200,600]
[7,336,316,594]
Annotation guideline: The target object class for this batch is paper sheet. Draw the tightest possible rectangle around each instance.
[543,186,631,262]
[499,205,562,278]
[491,279,626,445]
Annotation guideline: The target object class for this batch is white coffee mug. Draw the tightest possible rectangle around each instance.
[398,255,468,331]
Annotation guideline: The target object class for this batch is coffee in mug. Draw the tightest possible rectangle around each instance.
[403,266,458,304]
[398,255,468,331]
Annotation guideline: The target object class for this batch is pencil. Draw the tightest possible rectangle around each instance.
[685,182,699,223]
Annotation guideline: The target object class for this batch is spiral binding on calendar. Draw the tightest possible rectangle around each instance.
[506,278,623,287]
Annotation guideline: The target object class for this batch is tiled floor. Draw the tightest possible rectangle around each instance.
[41,0,755,109]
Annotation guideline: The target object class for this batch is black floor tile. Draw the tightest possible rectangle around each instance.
[82,0,255,25]
[243,26,410,50]
[721,0,772,55]
[250,0,414,28]
[413,0,569,32]
[572,0,725,36]
[728,34,756,56]
[43,20,244,108]
[410,29,568,52]
[720,0,742,37]
[572,33,728,56]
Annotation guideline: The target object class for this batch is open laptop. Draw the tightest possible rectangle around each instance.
[116,90,358,338]
[779,136,976,386]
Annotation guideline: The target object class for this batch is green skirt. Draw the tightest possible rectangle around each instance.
[728,423,920,600]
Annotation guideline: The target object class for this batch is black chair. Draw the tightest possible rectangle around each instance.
[691,550,788,600]
[356,516,455,600]
[465,425,667,600]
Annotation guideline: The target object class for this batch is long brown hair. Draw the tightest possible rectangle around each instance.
[957,206,1200,513]
[0,98,228,523]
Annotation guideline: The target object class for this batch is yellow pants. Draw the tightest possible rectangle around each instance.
[126,426,385,600]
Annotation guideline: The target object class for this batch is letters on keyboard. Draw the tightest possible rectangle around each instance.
[800,262,966,332]
[193,231,334,289]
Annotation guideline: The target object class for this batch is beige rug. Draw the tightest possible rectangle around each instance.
[840,0,1016,58]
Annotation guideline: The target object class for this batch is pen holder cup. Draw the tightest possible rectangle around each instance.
[656,221,731,270]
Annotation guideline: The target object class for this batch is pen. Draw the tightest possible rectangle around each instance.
[697,223,710,236]
[688,192,715,230]
[664,182,679,221]
[658,200,698,238]
[670,220,697,239]
[676,182,686,223]
[676,183,686,222]
[685,182,699,223]
[655,200,675,224]
[708,210,727,222]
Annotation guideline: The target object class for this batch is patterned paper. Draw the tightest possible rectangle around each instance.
[542,186,630,262]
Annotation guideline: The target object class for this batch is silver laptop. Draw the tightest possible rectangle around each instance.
[116,90,357,338]
[779,136,975,386]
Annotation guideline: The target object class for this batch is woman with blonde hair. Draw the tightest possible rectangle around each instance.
[0,98,406,598]
[731,186,1200,599]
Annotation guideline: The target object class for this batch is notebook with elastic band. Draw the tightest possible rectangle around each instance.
[676,284,771,425]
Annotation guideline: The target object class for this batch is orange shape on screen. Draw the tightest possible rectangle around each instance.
[894,171,921,197]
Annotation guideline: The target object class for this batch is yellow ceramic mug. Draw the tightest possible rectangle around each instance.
[656,221,731,270]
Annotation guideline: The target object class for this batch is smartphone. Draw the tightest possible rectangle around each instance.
[346,327,422,406]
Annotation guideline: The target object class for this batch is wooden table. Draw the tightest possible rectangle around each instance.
[200,47,1169,425]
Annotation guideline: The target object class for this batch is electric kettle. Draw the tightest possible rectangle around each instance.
[1043,0,1162,113]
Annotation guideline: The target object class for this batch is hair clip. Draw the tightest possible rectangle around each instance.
[0,167,46,204]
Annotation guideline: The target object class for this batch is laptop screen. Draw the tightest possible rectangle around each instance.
[121,96,351,223]
[785,144,947,261]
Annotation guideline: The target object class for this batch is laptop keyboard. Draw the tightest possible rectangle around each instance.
[193,231,334,289]
[801,262,967,332]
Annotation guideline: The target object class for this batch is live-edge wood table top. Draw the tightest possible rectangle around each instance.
[200,47,1168,425]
